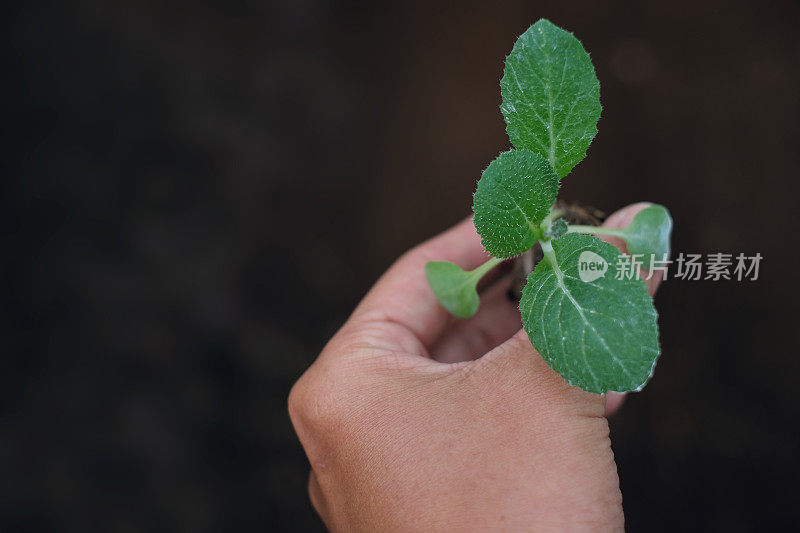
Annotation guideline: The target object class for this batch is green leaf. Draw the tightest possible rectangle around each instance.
[500,19,602,178]
[520,233,660,394]
[617,205,673,269]
[425,258,500,318]
[472,149,559,258]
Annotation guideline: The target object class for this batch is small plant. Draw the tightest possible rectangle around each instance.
[426,19,672,394]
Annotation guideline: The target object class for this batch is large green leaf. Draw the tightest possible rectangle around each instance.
[472,149,559,258]
[520,233,660,394]
[500,19,601,178]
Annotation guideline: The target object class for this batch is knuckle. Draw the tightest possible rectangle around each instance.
[287,375,310,425]
[288,362,350,436]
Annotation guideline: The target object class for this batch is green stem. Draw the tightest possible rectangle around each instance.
[540,239,563,278]
[469,256,503,280]
[567,225,625,238]
[540,239,588,329]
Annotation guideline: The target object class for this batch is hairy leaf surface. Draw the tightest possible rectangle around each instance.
[520,233,660,393]
[500,19,601,178]
[472,149,559,258]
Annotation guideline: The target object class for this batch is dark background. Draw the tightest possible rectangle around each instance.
[3,0,799,531]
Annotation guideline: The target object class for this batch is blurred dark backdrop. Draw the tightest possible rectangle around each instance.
[3,0,799,531]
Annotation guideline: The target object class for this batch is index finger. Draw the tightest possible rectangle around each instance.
[347,217,493,352]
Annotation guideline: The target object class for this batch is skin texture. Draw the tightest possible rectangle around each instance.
[289,203,662,532]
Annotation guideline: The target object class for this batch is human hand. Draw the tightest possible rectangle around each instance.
[289,203,662,532]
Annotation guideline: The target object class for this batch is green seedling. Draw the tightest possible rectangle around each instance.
[425,19,673,394]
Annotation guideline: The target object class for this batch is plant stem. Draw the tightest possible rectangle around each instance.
[540,239,562,278]
[469,256,503,280]
[567,225,625,238]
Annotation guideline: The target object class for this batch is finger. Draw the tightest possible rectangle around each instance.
[473,329,606,415]
[346,216,493,353]
[603,392,625,416]
[431,275,521,363]
[308,470,329,525]
[598,202,664,415]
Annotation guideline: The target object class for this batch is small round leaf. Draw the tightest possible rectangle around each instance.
[619,205,673,269]
[425,261,482,318]
[472,149,559,258]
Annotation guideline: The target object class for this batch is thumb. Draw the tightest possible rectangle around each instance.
[472,329,606,418]
[461,327,624,527]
